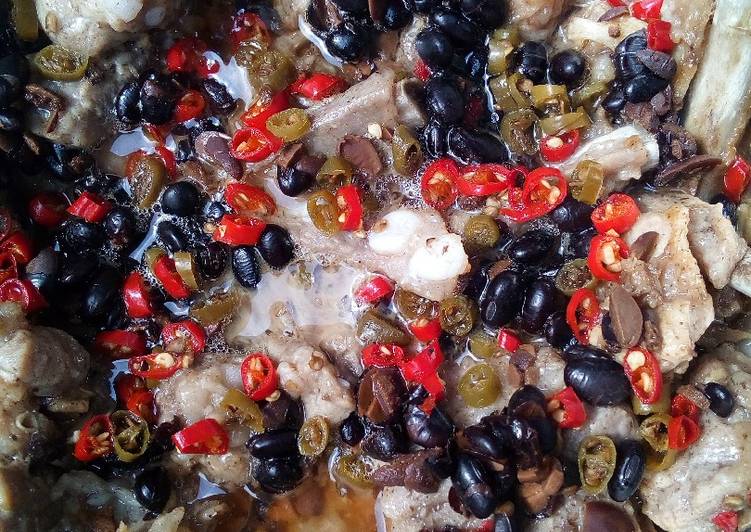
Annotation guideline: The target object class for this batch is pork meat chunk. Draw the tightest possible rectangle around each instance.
[622,192,714,373]
[508,0,567,41]
[306,69,399,155]
[640,346,751,531]
[379,480,485,532]
[637,191,748,289]
[35,0,183,57]
[27,42,148,148]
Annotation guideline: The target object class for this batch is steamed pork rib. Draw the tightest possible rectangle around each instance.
[683,0,751,161]
[34,0,183,57]
[508,0,567,41]
[640,346,751,532]
[622,192,714,373]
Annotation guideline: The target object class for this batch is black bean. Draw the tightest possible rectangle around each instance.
[451,453,497,519]
[326,24,369,62]
[202,78,236,115]
[415,30,454,70]
[0,53,29,84]
[520,279,557,333]
[202,200,226,221]
[544,311,574,350]
[614,51,648,80]
[571,227,596,258]
[460,425,505,461]
[550,49,586,85]
[404,404,454,448]
[247,429,299,459]
[512,42,547,84]
[480,270,527,327]
[83,267,122,318]
[47,144,91,181]
[606,439,645,502]
[257,224,294,269]
[139,76,176,125]
[340,411,366,446]
[161,181,200,217]
[623,74,669,103]
[563,344,611,362]
[494,513,523,532]
[115,80,142,126]
[176,139,193,162]
[550,197,594,232]
[195,241,228,280]
[232,245,261,288]
[253,456,304,494]
[430,9,480,48]
[425,77,464,125]
[277,166,314,197]
[361,424,408,461]
[459,0,506,28]
[602,86,626,115]
[331,0,368,13]
[508,230,555,265]
[103,207,137,247]
[58,219,105,251]
[710,194,738,226]
[421,119,449,158]
[508,385,547,413]
[409,0,438,14]
[134,467,171,513]
[26,248,58,295]
[157,220,189,252]
[446,127,508,165]
[261,391,304,430]
[482,414,541,469]
[58,254,99,287]
[0,76,14,108]
[382,0,413,30]
[462,48,488,81]
[615,30,648,56]
[564,356,631,405]
[704,382,734,418]
[0,107,21,132]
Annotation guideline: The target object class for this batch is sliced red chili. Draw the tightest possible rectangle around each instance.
[129,352,184,380]
[0,232,34,265]
[497,328,520,353]
[630,0,663,20]
[289,73,346,100]
[225,182,277,216]
[362,343,406,368]
[73,414,114,462]
[607,0,625,6]
[667,414,701,450]
[501,167,567,222]
[172,418,229,454]
[154,145,177,177]
[166,37,205,73]
[28,192,68,228]
[230,12,271,51]
[241,91,289,129]
[93,330,147,360]
[115,374,155,422]
[0,252,18,285]
[421,158,459,210]
[409,318,442,343]
[354,276,394,304]
[230,127,282,162]
[671,394,700,423]
[724,155,750,203]
[400,340,444,383]
[335,184,363,231]
[67,191,112,223]
[566,288,601,345]
[588,234,629,282]
[547,387,587,429]
[0,279,47,312]
[161,320,207,354]
[623,346,663,404]
[123,271,153,318]
[712,511,739,532]
[212,214,266,246]
[419,371,446,412]
[457,164,513,196]
[174,90,206,122]
[647,20,674,53]
[540,130,580,163]
[591,193,640,234]
[153,255,191,299]
[413,59,431,82]
[241,353,278,401]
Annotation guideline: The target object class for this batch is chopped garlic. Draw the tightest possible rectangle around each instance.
[367,209,421,255]
[408,234,469,282]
